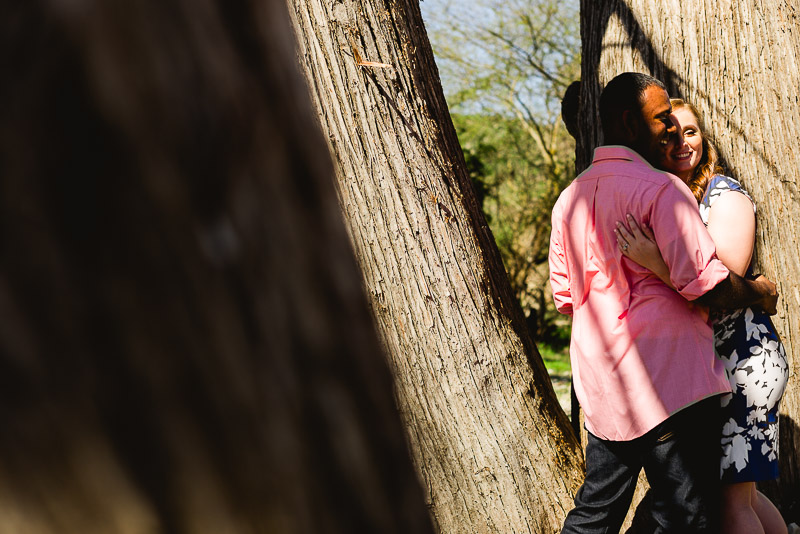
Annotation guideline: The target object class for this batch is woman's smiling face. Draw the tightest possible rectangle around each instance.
[660,107,704,183]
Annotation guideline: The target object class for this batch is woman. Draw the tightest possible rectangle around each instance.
[614,99,789,534]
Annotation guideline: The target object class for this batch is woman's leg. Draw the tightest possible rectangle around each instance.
[752,486,787,534]
[721,482,764,534]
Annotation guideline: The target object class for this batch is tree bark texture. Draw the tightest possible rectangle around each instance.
[580,0,800,521]
[0,1,433,532]
[289,0,586,531]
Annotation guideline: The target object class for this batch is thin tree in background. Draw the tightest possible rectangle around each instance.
[289,0,585,531]
[0,1,433,532]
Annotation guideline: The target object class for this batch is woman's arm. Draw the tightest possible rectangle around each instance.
[705,191,755,277]
[616,192,775,313]
[616,189,755,287]
[615,214,675,289]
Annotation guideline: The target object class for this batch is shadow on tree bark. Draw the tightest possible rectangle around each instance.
[577,0,684,171]
[579,1,785,180]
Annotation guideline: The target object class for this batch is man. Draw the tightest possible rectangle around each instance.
[549,72,779,533]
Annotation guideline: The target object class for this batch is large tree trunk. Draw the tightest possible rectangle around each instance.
[289,0,585,531]
[580,0,800,522]
[0,1,434,532]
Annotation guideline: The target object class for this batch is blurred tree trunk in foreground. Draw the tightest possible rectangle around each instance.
[581,0,800,525]
[289,0,585,531]
[0,1,433,532]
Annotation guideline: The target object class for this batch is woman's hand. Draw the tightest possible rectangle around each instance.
[615,214,673,287]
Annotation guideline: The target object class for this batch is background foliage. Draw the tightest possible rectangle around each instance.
[421,0,580,357]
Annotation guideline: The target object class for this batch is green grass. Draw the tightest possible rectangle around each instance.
[538,342,571,376]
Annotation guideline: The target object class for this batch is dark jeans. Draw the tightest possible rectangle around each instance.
[562,397,723,534]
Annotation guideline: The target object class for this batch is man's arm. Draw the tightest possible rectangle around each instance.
[695,273,778,314]
[646,181,739,303]
[549,203,573,315]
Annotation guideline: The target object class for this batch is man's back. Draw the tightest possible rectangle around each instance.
[549,146,730,441]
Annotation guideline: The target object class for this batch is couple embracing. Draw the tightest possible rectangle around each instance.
[549,72,789,533]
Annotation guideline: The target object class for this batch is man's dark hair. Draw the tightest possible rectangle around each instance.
[561,81,581,138]
[599,72,666,137]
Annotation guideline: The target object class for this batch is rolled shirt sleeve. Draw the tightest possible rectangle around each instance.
[650,180,730,300]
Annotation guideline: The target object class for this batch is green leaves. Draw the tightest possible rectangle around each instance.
[423,0,579,346]
[452,112,573,341]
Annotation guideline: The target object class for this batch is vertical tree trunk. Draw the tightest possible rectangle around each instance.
[0,1,433,532]
[580,0,800,521]
[289,0,585,531]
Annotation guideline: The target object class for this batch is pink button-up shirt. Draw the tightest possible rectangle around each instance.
[549,146,732,441]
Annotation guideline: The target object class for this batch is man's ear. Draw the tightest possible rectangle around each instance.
[621,109,639,140]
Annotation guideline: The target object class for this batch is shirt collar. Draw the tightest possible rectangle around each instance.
[592,145,647,165]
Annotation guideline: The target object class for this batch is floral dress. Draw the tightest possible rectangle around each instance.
[700,175,789,483]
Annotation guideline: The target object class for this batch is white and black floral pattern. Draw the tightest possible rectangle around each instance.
[702,176,789,483]
[698,175,754,223]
